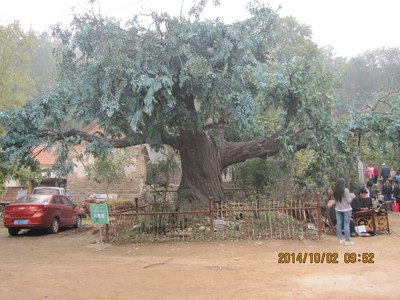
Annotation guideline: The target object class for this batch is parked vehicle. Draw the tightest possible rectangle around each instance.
[32,187,66,196]
[3,194,82,236]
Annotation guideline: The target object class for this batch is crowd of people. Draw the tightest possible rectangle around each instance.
[324,162,399,246]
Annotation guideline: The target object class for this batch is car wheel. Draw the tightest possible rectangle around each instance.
[8,228,20,236]
[48,218,60,234]
[74,215,82,228]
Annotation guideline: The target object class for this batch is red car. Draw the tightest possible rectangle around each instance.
[3,194,82,236]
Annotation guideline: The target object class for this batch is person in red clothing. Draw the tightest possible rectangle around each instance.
[373,164,379,184]
[365,164,375,182]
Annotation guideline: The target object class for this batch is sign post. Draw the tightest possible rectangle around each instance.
[90,204,109,251]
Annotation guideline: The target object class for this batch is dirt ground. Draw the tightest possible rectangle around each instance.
[1,214,400,300]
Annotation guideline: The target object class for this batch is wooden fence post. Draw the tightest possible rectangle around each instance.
[209,197,215,239]
[134,197,139,224]
[135,197,139,214]
[316,192,323,237]
[105,224,110,243]
[104,203,110,243]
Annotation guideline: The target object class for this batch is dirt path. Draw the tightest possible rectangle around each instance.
[1,214,400,300]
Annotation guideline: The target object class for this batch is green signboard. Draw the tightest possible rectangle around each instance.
[90,204,109,224]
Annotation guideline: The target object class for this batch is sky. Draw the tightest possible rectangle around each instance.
[1,0,399,58]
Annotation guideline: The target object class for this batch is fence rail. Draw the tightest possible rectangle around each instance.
[106,193,323,244]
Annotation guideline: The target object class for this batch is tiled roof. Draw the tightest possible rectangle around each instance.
[33,146,58,166]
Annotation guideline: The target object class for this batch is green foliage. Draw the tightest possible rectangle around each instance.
[49,6,280,145]
[0,22,36,111]
[146,153,180,190]
[2,7,332,190]
[233,158,288,197]
[7,164,43,188]
[0,160,42,194]
[0,5,278,160]
[0,2,378,197]
[84,149,134,196]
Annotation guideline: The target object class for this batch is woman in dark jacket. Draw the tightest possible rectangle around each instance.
[382,179,393,202]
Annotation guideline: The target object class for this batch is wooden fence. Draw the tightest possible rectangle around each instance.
[105,192,323,244]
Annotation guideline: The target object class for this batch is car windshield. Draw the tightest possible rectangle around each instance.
[15,195,49,204]
[32,188,60,195]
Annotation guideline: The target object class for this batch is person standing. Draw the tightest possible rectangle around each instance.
[395,169,400,182]
[380,163,390,182]
[365,164,375,182]
[373,165,379,184]
[393,180,400,201]
[382,178,393,202]
[333,178,354,245]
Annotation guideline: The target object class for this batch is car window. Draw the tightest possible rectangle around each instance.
[52,196,62,204]
[33,188,61,195]
[16,195,49,204]
[62,196,75,207]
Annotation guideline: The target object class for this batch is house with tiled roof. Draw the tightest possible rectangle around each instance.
[1,122,150,203]
[1,145,62,202]
[33,145,64,185]
[33,145,57,168]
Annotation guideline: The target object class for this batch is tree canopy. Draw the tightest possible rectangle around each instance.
[0,3,355,204]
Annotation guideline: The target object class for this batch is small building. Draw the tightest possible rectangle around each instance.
[1,180,26,202]
[1,145,61,202]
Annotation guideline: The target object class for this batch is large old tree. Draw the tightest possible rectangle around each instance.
[0,4,335,205]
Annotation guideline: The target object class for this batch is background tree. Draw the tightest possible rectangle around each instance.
[8,163,43,193]
[30,32,57,93]
[146,151,181,202]
[333,47,400,114]
[146,152,180,190]
[233,158,288,198]
[325,47,400,170]
[0,22,36,111]
[84,149,134,199]
[0,23,43,192]
[0,3,342,206]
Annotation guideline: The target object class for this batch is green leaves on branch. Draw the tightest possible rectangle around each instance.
[84,149,134,194]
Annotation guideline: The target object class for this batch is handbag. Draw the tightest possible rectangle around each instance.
[392,199,400,212]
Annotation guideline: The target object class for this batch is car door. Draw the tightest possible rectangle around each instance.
[51,195,66,226]
[60,196,76,226]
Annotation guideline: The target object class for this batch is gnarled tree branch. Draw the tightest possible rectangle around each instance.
[220,132,309,169]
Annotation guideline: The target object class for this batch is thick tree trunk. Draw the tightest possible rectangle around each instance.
[175,130,308,207]
[178,130,224,207]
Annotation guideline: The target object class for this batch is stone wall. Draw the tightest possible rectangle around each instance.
[67,174,145,202]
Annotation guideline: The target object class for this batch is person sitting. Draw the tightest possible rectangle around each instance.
[365,181,375,199]
[352,187,373,214]
[352,187,378,234]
